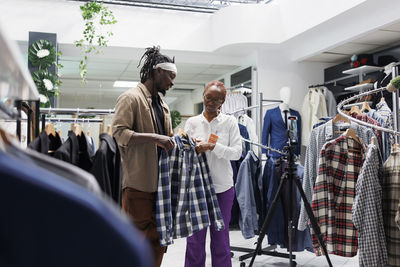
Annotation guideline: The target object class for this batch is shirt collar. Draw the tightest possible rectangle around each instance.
[200,111,223,123]
[99,133,116,154]
[137,82,152,99]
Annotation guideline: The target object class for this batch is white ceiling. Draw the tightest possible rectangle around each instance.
[304,21,400,63]
[54,52,241,108]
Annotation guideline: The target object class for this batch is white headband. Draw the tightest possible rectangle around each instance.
[153,62,177,74]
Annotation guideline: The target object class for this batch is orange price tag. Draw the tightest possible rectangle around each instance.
[208,134,219,144]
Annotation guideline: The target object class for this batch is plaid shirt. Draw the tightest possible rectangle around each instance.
[382,147,400,267]
[156,135,224,246]
[352,144,388,266]
[310,135,365,257]
[351,112,382,150]
[298,120,375,231]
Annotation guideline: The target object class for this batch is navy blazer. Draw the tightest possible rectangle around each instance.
[262,107,301,158]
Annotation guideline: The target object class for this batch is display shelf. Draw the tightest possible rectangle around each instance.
[0,23,39,101]
[344,83,374,91]
[342,65,382,75]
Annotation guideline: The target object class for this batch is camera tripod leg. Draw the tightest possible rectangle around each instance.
[293,178,333,267]
[248,174,287,267]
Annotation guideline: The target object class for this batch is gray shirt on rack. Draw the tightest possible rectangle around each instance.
[298,120,376,231]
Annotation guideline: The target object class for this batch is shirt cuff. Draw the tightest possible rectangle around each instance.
[212,142,224,158]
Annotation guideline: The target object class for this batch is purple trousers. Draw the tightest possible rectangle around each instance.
[185,187,234,267]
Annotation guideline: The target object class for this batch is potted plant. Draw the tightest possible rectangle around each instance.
[75,0,117,83]
[170,110,182,129]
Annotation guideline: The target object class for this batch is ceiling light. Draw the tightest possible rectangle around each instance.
[113,81,138,88]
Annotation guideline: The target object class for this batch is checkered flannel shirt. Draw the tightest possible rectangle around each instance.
[310,135,365,257]
[351,112,382,150]
[298,120,375,231]
[382,147,400,267]
[352,144,388,266]
[156,135,224,246]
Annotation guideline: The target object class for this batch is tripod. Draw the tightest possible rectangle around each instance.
[248,113,333,267]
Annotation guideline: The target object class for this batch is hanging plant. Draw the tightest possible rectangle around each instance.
[32,70,60,107]
[75,0,117,83]
[28,39,56,69]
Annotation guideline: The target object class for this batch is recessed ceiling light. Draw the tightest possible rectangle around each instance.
[113,81,138,88]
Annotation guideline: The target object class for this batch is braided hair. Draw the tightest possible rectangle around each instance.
[138,46,174,83]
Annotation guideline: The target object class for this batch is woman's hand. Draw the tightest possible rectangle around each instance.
[195,140,215,153]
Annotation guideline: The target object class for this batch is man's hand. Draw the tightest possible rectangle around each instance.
[155,135,175,151]
[195,141,215,154]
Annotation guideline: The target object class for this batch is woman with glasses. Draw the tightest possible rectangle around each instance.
[184,80,242,267]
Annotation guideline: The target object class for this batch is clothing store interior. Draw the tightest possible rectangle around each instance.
[2,0,400,266]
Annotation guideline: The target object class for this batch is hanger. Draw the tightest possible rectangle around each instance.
[350,105,362,115]
[177,128,188,139]
[344,128,361,145]
[0,127,12,150]
[332,113,350,133]
[45,123,56,137]
[71,123,82,136]
[332,113,350,124]
[106,124,112,136]
[360,102,371,113]
[371,136,376,145]
[0,126,20,151]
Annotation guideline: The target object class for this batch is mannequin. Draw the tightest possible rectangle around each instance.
[279,86,291,123]
[262,86,302,158]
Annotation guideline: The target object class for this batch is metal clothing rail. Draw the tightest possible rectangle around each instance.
[343,101,373,109]
[36,107,115,138]
[226,102,282,115]
[242,138,287,156]
[45,117,104,123]
[40,107,115,115]
[337,86,400,136]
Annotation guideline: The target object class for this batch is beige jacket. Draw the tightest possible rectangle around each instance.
[112,83,172,192]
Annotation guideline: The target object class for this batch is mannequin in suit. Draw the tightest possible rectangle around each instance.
[262,86,302,158]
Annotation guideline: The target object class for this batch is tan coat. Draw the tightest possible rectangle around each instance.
[112,83,172,192]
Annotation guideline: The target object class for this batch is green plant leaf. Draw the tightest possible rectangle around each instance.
[170,110,182,129]
[28,39,56,68]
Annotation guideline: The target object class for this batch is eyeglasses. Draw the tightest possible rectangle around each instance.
[204,94,224,104]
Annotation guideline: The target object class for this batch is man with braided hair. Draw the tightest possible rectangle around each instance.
[112,46,176,267]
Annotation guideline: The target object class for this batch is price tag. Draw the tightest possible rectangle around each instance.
[208,134,219,144]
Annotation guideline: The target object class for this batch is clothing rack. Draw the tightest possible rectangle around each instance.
[36,107,115,137]
[225,102,281,116]
[45,117,104,123]
[40,107,115,115]
[337,86,400,136]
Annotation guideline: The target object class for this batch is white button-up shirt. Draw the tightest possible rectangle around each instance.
[184,112,242,193]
